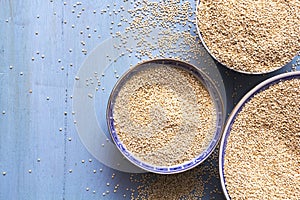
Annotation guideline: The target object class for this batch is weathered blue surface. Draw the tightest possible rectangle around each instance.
[0,0,299,199]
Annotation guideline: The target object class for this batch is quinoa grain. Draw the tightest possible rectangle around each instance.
[131,166,205,199]
[113,64,216,167]
[225,78,300,199]
[197,0,300,73]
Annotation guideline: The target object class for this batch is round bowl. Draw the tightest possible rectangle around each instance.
[196,0,299,74]
[219,71,300,199]
[107,58,224,174]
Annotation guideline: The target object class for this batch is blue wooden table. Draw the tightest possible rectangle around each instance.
[0,0,299,199]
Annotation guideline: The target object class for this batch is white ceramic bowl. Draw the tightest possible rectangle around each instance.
[219,71,300,199]
[195,0,298,74]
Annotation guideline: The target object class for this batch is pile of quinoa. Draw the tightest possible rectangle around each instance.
[113,63,216,167]
[130,166,205,199]
[197,0,300,73]
[224,78,300,199]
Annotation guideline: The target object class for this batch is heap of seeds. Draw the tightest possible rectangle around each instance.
[113,63,216,167]
[197,0,300,73]
[130,166,205,199]
[224,78,300,199]
[129,148,223,199]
